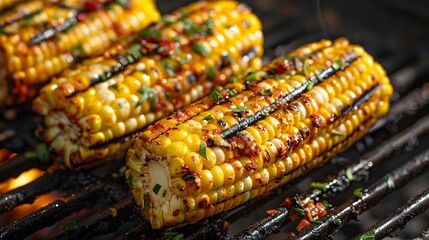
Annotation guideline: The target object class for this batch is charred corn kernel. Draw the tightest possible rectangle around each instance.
[128,38,393,228]
[33,1,263,170]
[0,0,160,107]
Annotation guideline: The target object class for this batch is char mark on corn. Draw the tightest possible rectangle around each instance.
[32,0,264,169]
[126,38,393,229]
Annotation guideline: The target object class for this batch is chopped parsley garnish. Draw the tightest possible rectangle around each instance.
[245,72,258,81]
[226,88,237,97]
[142,193,149,209]
[126,172,133,187]
[136,86,157,109]
[355,229,375,240]
[111,85,120,92]
[127,43,142,56]
[173,36,182,42]
[199,144,207,159]
[205,65,216,80]
[331,130,344,136]
[353,187,364,198]
[229,76,238,83]
[191,43,210,57]
[209,88,223,102]
[293,207,305,216]
[61,220,77,232]
[74,42,84,54]
[322,200,332,209]
[332,59,344,71]
[153,183,161,195]
[203,114,214,121]
[161,59,177,77]
[310,182,327,191]
[0,27,8,35]
[162,15,175,25]
[141,28,161,41]
[232,105,248,113]
[346,167,354,181]
[260,88,273,96]
[163,190,167,197]
[164,91,172,100]
[306,81,315,91]
[164,230,184,240]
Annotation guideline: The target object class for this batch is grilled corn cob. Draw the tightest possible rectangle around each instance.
[0,0,160,107]
[32,1,264,169]
[126,38,393,228]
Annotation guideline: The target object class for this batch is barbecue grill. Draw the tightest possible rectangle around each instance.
[1,0,429,239]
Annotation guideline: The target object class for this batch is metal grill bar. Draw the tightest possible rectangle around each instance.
[355,188,429,239]
[295,148,429,239]
[0,181,124,239]
[0,170,94,213]
[233,113,429,239]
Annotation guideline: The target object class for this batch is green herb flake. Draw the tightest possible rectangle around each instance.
[331,130,344,136]
[310,219,323,224]
[111,85,120,92]
[355,229,376,240]
[142,193,149,209]
[322,200,332,209]
[205,65,216,80]
[74,42,84,54]
[141,28,161,41]
[61,220,77,232]
[199,144,207,159]
[310,182,327,191]
[306,81,315,91]
[34,143,50,163]
[229,76,238,83]
[162,15,175,25]
[153,183,161,195]
[127,43,142,55]
[203,114,214,121]
[245,72,258,82]
[260,88,273,96]
[164,230,184,240]
[233,105,248,113]
[0,27,8,35]
[173,36,182,42]
[191,43,210,57]
[126,172,133,187]
[353,187,364,198]
[116,0,130,8]
[162,190,167,197]
[332,59,344,71]
[293,207,305,216]
[164,91,172,100]
[302,58,309,76]
[136,86,157,109]
[226,88,237,97]
[346,167,354,181]
[23,13,37,26]
[209,88,223,102]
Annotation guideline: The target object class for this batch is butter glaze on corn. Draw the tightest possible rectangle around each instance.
[33,1,264,169]
[126,38,393,228]
[0,0,160,107]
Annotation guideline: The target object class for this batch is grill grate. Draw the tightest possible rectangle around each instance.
[1,0,429,239]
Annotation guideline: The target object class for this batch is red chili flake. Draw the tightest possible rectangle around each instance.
[77,13,87,22]
[85,0,103,12]
[296,219,311,232]
[276,61,288,74]
[266,209,278,215]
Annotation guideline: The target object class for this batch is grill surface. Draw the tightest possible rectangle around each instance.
[1,0,429,239]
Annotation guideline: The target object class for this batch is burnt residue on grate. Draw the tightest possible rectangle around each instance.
[0,0,429,239]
